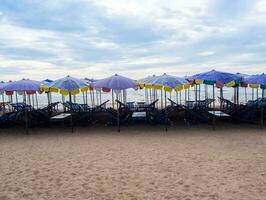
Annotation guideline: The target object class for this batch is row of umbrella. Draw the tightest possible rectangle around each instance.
[0,71,265,103]
[0,71,265,133]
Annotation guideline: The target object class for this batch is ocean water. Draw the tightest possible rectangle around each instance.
[1,86,264,108]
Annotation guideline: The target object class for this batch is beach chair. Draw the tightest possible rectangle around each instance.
[62,101,92,125]
[230,98,265,124]
[168,98,210,125]
[218,97,239,113]
[194,98,215,111]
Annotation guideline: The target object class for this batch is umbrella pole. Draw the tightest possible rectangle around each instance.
[245,87,247,104]
[16,92,18,103]
[35,93,38,109]
[23,92,29,135]
[100,90,102,105]
[195,84,197,103]
[220,88,223,110]
[237,85,240,105]
[32,94,35,108]
[2,94,5,113]
[256,88,259,100]
[212,84,215,130]
[116,92,120,132]
[82,92,85,105]
[89,90,93,107]
[176,91,178,104]
[179,91,182,105]
[69,93,74,133]
[164,90,167,108]
[199,84,201,101]
[185,89,187,105]
[92,90,95,107]
[205,85,207,99]
[161,89,163,109]
[188,87,190,103]
[252,88,254,101]
[112,90,114,108]
[261,89,265,129]
[85,91,88,105]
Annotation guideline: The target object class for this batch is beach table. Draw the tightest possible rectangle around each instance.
[208,111,230,130]
[132,111,147,124]
[50,113,74,132]
[50,113,72,120]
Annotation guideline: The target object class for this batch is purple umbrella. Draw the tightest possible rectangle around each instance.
[0,81,8,93]
[93,74,137,132]
[2,79,40,134]
[92,74,137,90]
[3,79,40,92]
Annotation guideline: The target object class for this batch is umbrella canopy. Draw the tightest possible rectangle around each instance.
[190,70,241,84]
[48,76,88,95]
[149,73,188,89]
[245,73,266,86]
[40,79,53,88]
[92,74,137,90]
[0,81,8,93]
[3,79,40,92]
[138,75,157,84]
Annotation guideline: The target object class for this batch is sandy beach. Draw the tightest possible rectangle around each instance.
[0,124,265,200]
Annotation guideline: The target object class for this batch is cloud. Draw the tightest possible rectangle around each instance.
[0,0,265,81]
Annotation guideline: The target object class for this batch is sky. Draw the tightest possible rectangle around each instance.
[0,0,266,81]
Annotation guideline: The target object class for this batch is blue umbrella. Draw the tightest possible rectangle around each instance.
[139,75,157,84]
[245,73,266,101]
[245,73,266,86]
[150,74,188,107]
[40,79,54,105]
[245,73,266,128]
[150,73,188,89]
[49,76,89,133]
[49,76,88,93]
[191,70,241,84]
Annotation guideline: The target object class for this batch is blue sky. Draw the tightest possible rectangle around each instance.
[0,0,265,81]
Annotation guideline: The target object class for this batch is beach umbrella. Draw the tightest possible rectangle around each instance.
[40,79,54,105]
[245,73,266,87]
[236,73,250,103]
[140,74,189,108]
[191,70,241,104]
[93,74,137,90]
[84,78,100,107]
[138,75,157,105]
[150,73,188,107]
[0,81,9,112]
[245,73,266,128]
[3,79,40,134]
[48,76,89,132]
[190,70,241,130]
[49,76,88,93]
[92,74,137,132]
[3,79,40,92]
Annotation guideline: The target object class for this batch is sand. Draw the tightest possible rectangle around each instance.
[0,124,266,200]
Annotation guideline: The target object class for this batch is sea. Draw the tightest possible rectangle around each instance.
[2,86,264,109]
